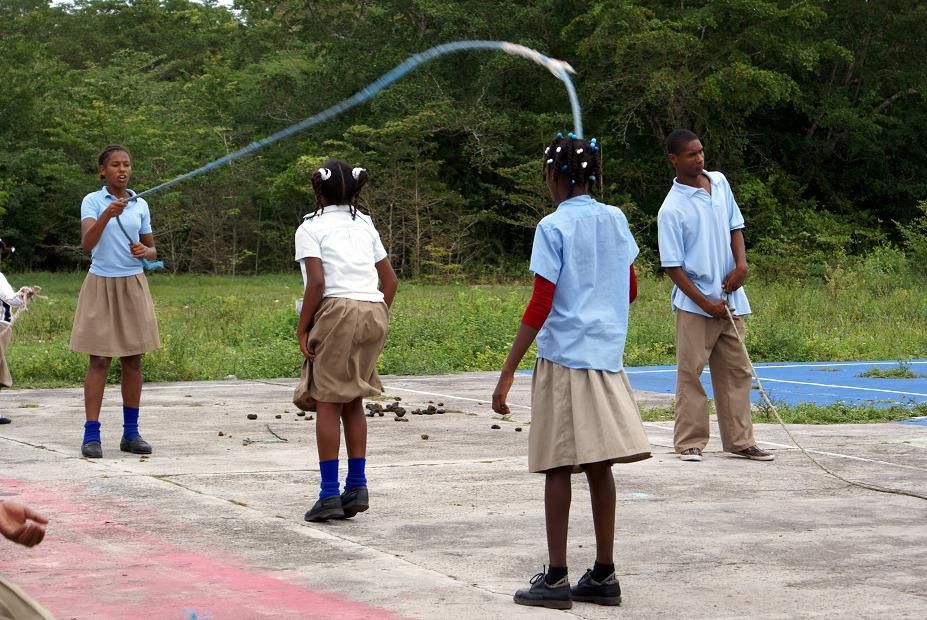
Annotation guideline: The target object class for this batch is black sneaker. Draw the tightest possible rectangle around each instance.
[304,495,345,522]
[571,569,622,606]
[341,487,369,518]
[120,435,152,455]
[81,440,103,458]
[513,570,572,610]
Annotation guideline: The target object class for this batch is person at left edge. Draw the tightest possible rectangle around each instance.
[69,145,161,459]
[0,267,35,425]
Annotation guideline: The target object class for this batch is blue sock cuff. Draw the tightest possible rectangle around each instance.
[345,457,367,490]
[122,405,140,440]
[319,459,340,499]
[83,421,101,444]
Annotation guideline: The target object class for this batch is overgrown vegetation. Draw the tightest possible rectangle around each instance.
[5,257,926,387]
[1,1,925,279]
[857,362,924,379]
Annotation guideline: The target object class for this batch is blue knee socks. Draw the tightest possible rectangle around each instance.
[83,421,101,444]
[345,457,367,490]
[319,460,340,499]
[122,406,140,440]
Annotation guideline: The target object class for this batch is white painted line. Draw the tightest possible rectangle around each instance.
[610,423,927,472]
[756,377,927,398]
[625,360,927,374]
[382,385,532,410]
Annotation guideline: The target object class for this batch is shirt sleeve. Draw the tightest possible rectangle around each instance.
[372,229,388,263]
[657,207,685,267]
[80,194,100,221]
[139,200,153,235]
[294,224,321,261]
[728,190,745,231]
[0,273,18,304]
[528,223,562,285]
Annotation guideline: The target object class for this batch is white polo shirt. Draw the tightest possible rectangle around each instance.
[657,171,751,317]
[294,205,388,303]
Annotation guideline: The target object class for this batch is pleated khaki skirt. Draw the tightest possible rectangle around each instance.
[529,357,652,473]
[307,297,388,403]
[69,273,160,358]
[0,325,12,388]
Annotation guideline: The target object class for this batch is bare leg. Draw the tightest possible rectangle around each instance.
[584,461,616,565]
[545,466,573,567]
[84,355,112,422]
[119,354,143,408]
[315,401,343,461]
[341,397,367,459]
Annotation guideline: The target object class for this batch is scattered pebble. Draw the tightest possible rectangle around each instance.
[297,411,306,417]
[184,395,192,398]
[218,431,225,436]
[394,396,401,402]
[395,410,406,418]
[436,409,445,414]
[515,427,523,432]
[275,414,282,419]
[394,417,408,422]
[366,412,375,418]
[491,424,501,429]
[246,413,257,420]
[378,412,384,417]
[307,415,314,421]
[421,434,429,440]
[437,402,444,407]
[225,374,237,380]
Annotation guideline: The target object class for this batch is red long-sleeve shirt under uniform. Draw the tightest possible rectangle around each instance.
[521,265,637,330]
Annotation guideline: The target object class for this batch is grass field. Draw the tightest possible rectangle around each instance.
[4,269,927,393]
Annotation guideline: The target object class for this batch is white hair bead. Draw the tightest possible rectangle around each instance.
[581,161,588,168]
[352,167,366,180]
[576,148,583,154]
[317,167,332,180]
[546,158,554,164]
[555,146,562,153]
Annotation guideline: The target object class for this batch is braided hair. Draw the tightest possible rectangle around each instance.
[542,132,602,194]
[98,144,131,180]
[310,159,369,220]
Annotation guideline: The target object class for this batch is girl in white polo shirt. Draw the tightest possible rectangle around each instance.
[295,159,398,523]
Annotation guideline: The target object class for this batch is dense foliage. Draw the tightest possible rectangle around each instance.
[1,0,925,278]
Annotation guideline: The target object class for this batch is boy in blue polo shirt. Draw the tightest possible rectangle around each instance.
[657,129,773,463]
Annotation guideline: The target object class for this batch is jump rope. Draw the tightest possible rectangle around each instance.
[67,39,927,501]
[721,297,927,501]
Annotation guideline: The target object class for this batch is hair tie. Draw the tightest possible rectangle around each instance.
[317,167,332,181]
[352,167,366,180]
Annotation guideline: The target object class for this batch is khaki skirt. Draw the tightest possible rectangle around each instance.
[0,325,12,388]
[69,273,160,358]
[307,297,388,403]
[529,358,652,473]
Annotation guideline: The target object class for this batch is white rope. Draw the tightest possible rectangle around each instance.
[722,300,927,501]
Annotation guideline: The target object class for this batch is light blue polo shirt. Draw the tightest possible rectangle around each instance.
[80,187,152,277]
[530,194,639,372]
[657,171,751,317]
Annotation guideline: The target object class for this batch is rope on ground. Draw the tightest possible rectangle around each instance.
[723,304,927,501]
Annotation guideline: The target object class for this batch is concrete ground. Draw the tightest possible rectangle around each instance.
[1,372,926,619]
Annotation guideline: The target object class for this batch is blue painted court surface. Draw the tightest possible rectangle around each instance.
[621,360,927,409]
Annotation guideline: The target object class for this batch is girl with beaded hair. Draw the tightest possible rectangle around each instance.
[492,133,651,609]
[294,159,398,522]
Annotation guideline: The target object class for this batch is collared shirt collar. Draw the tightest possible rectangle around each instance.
[557,193,595,209]
[671,174,713,198]
[101,186,137,200]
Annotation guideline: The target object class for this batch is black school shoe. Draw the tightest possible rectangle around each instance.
[81,441,103,458]
[304,495,345,522]
[340,487,369,518]
[571,569,622,606]
[0,416,11,424]
[120,435,152,454]
[513,570,572,610]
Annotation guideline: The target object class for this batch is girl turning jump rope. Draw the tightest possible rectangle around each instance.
[70,145,160,459]
[295,159,398,522]
[492,133,651,610]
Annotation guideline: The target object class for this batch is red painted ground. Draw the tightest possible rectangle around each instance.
[0,477,397,620]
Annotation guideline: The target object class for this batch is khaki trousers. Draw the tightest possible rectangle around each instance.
[673,310,755,453]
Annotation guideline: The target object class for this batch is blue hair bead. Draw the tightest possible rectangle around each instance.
[589,175,596,181]
[556,132,563,138]
[568,132,576,139]
[561,164,569,172]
